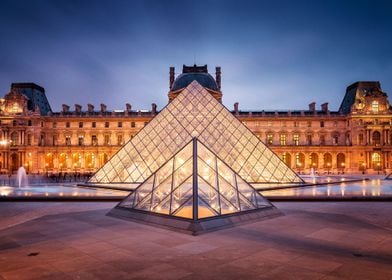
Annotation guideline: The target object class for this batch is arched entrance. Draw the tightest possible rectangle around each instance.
[282,152,291,168]
[371,152,382,170]
[295,153,305,171]
[310,153,319,169]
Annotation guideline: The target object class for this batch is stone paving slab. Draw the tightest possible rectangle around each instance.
[0,202,391,279]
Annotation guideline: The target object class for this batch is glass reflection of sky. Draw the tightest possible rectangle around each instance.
[262,179,392,198]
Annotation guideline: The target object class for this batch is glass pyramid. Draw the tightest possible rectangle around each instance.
[117,138,273,220]
[89,81,303,187]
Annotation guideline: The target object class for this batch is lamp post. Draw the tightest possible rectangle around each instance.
[361,162,366,175]
[327,162,331,175]
[377,162,381,175]
[297,162,302,174]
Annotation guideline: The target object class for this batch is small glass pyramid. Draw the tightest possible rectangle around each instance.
[118,138,273,220]
[89,81,303,187]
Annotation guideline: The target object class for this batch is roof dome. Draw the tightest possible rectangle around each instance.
[171,73,219,92]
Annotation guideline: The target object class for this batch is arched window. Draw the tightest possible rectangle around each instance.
[372,101,379,113]
[372,131,381,145]
[10,132,19,146]
[72,153,81,169]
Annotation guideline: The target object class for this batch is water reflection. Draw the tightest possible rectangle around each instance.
[262,179,392,198]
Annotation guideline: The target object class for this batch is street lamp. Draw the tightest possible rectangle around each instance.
[341,162,345,174]
[361,162,366,175]
[377,162,381,175]
[327,162,331,174]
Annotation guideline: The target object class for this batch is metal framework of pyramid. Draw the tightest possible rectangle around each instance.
[89,81,303,189]
[108,138,281,235]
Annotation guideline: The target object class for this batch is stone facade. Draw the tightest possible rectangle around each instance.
[0,67,391,175]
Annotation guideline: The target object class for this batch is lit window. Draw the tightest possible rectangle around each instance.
[267,134,273,145]
[372,101,379,113]
[280,134,286,145]
[293,134,299,145]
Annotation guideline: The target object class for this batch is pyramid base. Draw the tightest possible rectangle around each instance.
[107,206,283,235]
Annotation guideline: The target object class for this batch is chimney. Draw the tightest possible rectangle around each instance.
[74,104,82,114]
[234,102,239,115]
[321,102,329,113]
[216,66,221,90]
[126,103,132,113]
[152,103,157,115]
[169,67,175,89]
[309,102,316,112]
[62,104,70,113]
[100,103,107,113]
[87,104,94,113]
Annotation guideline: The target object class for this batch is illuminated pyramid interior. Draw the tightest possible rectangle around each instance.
[89,81,303,189]
[108,138,281,235]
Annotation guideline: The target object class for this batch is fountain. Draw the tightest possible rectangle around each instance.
[310,167,317,183]
[16,166,28,188]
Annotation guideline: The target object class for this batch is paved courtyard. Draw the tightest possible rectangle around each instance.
[0,201,391,280]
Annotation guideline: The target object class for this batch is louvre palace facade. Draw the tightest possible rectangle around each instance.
[1,64,391,175]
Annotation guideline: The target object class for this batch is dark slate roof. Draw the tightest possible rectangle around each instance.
[171,73,219,91]
[11,83,52,115]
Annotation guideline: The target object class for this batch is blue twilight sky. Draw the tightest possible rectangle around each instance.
[0,0,391,112]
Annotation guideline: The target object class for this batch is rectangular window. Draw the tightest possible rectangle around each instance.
[66,136,71,146]
[92,135,98,146]
[320,135,325,145]
[79,122,83,128]
[280,134,286,145]
[117,135,123,145]
[104,135,110,145]
[293,134,299,145]
[53,135,57,146]
[28,120,33,126]
[294,121,299,127]
[320,121,325,128]
[131,122,136,128]
[92,122,96,128]
[52,122,56,128]
[78,136,84,146]
[307,121,311,127]
[144,122,148,126]
[307,135,312,145]
[27,134,32,146]
[105,122,109,128]
[118,122,122,128]
[359,134,364,145]
[66,122,70,128]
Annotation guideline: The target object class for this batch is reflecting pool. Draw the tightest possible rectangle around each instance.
[261,178,392,199]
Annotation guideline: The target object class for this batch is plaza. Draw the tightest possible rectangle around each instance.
[0,201,391,279]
